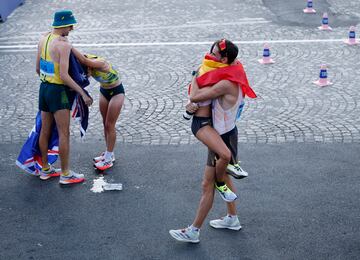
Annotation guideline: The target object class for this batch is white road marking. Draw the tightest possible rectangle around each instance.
[0,38,347,52]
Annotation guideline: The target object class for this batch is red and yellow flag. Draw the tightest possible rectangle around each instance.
[195,54,257,99]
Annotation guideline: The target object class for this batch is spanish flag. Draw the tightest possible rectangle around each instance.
[196,54,257,98]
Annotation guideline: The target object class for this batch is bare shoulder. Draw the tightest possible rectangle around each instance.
[217,80,239,98]
[56,39,72,51]
[38,32,49,45]
[218,79,237,88]
[57,36,69,43]
[40,31,50,39]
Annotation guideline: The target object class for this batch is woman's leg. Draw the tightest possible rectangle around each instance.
[99,93,109,149]
[104,94,124,152]
[192,165,216,228]
[224,174,237,215]
[196,125,231,183]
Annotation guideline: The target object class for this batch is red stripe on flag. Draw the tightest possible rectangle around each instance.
[196,63,257,98]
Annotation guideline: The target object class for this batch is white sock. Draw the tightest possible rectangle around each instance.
[190,225,200,232]
[104,151,113,161]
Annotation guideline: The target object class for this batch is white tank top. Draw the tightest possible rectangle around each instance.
[212,87,243,135]
[198,100,212,107]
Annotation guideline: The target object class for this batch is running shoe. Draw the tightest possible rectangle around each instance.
[215,183,237,202]
[227,162,248,179]
[59,170,85,185]
[209,215,242,230]
[39,165,61,180]
[94,159,113,171]
[169,227,200,243]
[93,152,115,164]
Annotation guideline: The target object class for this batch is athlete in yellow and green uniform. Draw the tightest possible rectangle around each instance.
[38,33,71,112]
[72,48,125,171]
[36,10,92,185]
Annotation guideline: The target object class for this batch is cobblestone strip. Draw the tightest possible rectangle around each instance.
[0,0,359,144]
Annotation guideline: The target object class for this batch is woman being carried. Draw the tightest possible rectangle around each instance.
[169,39,256,243]
[186,39,249,202]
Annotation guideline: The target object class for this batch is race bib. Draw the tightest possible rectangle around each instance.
[40,58,55,77]
[236,101,245,121]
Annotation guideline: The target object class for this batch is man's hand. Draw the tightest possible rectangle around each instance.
[82,93,93,106]
[186,102,199,113]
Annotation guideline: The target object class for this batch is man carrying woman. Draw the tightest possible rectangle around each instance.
[169,39,256,243]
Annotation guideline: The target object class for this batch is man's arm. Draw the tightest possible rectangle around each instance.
[35,39,42,76]
[189,78,234,103]
[58,42,93,106]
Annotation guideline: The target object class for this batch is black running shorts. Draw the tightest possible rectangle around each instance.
[38,82,71,113]
[207,126,238,167]
[100,83,125,101]
[191,116,212,136]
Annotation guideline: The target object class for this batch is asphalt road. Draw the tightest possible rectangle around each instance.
[1,0,360,259]
[1,142,359,259]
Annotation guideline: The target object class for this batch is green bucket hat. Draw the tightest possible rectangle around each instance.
[52,10,77,28]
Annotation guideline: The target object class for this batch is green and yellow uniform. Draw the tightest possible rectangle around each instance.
[88,55,120,88]
[86,54,125,101]
[38,33,71,112]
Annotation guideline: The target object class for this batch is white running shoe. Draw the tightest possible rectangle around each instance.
[209,215,242,230]
[93,152,115,164]
[169,227,200,243]
[39,165,61,180]
[215,183,238,202]
[227,162,248,179]
[59,170,85,185]
[94,159,114,171]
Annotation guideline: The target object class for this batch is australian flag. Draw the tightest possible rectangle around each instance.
[68,51,90,137]
[16,52,90,175]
